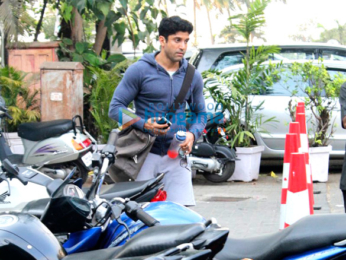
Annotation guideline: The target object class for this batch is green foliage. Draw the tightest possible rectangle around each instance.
[287,60,346,147]
[57,37,126,88]
[61,0,167,54]
[0,66,40,132]
[0,0,36,43]
[219,25,246,44]
[111,0,165,53]
[203,0,280,148]
[229,0,268,44]
[88,59,134,143]
[317,21,346,45]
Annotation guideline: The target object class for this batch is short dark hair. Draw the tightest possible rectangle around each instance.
[158,16,193,40]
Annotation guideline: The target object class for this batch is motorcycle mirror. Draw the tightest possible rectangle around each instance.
[2,159,27,185]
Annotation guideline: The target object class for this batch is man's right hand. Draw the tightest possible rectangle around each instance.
[144,118,170,136]
[343,116,346,129]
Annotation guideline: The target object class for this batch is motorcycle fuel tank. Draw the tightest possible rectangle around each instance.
[0,212,66,260]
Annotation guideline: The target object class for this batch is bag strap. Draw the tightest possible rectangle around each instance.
[167,63,195,117]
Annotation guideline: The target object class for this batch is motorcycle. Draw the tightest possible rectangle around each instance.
[215,213,346,260]
[187,112,237,183]
[0,105,94,183]
[0,132,166,212]
[0,156,229,260]
[0,211,227,260]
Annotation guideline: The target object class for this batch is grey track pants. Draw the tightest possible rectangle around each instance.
[136,153,195,206]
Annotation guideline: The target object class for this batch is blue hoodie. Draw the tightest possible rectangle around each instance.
[108,52,207,156]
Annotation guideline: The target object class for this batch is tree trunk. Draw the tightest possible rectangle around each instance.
[226,8,231,18]
[93,20,108,55]
[71,7,83,44]
[193,0,197,46]
[34,0,48,41]
[206,6,214,45]
[163,0,169,16]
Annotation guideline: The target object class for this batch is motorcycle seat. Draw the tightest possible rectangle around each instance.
[98,176,163,201]
[18,119,74,141]
[215,214,346,260]
[62,223,205,260]
[22,176,164,218]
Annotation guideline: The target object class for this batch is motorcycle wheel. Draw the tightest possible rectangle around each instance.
[67,160,89,184]
[201,154,235,183]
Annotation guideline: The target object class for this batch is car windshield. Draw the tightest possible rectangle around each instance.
[210,48,346,72]
[261,66,346,97]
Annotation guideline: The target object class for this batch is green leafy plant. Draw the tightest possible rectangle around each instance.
[88,59,134,143]
[0,66,40,132]
[203,0,280,148]
[287,60,346,147]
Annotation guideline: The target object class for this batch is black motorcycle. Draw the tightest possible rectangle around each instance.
[187,112,237,183]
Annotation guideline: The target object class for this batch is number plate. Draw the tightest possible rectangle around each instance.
[81,152,92,167]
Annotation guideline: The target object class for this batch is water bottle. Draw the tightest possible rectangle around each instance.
[167,131,186,159]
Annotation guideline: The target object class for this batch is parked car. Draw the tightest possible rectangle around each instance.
[190,43,346,73]
[204,60,346,160]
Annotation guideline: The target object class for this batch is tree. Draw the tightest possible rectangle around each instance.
[193,0,230,45]
[289,20,317,42]
[0,0,36,44]
[317,21,346,45]
[219,25,246,43]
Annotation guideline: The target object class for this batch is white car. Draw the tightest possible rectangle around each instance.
[204,60,346,160]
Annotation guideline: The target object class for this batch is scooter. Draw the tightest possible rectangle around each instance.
[187,112,237,183]
[0,156,229,260]
[0,105,94,183]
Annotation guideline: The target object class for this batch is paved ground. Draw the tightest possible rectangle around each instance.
[190,166,345,239]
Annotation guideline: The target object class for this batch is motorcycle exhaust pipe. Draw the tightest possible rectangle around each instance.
[187,156,221,172]
[42,168,66,179]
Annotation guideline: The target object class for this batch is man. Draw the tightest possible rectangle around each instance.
[340,82,346,212]
[109,16,206,206]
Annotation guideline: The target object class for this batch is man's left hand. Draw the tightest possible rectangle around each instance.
[180,132,195,155]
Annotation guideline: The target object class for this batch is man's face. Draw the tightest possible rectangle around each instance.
[160,31,190,63]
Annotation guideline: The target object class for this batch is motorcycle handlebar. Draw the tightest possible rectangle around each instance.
[125,201,160,227]
[136,208,160,227]
[2,159,28,185]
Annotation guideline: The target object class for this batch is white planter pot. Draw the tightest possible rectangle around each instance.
[309,145,331,182]
[5,132,24,154]
[228,146,264,182]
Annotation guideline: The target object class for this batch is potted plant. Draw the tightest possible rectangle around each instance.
[203,0,280,182]
[0,66,40,153]
[287,60,346,182]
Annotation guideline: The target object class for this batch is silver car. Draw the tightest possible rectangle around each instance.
[190,43,346,73]
[204,60,346,160]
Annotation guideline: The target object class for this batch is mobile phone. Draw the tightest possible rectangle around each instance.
[157,117,172,128]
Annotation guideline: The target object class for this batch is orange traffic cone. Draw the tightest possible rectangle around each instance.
[296,105,305,114]
[289,122,301,148]
[280,133,300,230]
[295,113,308,152]
[284,152,310,228]
[295,112,314,214]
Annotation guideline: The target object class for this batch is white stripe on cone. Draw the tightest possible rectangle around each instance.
[299,134,308,153]
[282,163,290,189]
[279,163,290,230]
[285,190,310,227]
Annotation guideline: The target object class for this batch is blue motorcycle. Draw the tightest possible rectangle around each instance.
[0,157,229,260]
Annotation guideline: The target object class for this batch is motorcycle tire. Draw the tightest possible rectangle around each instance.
[68,160,89,184]
[201,154,235,183]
